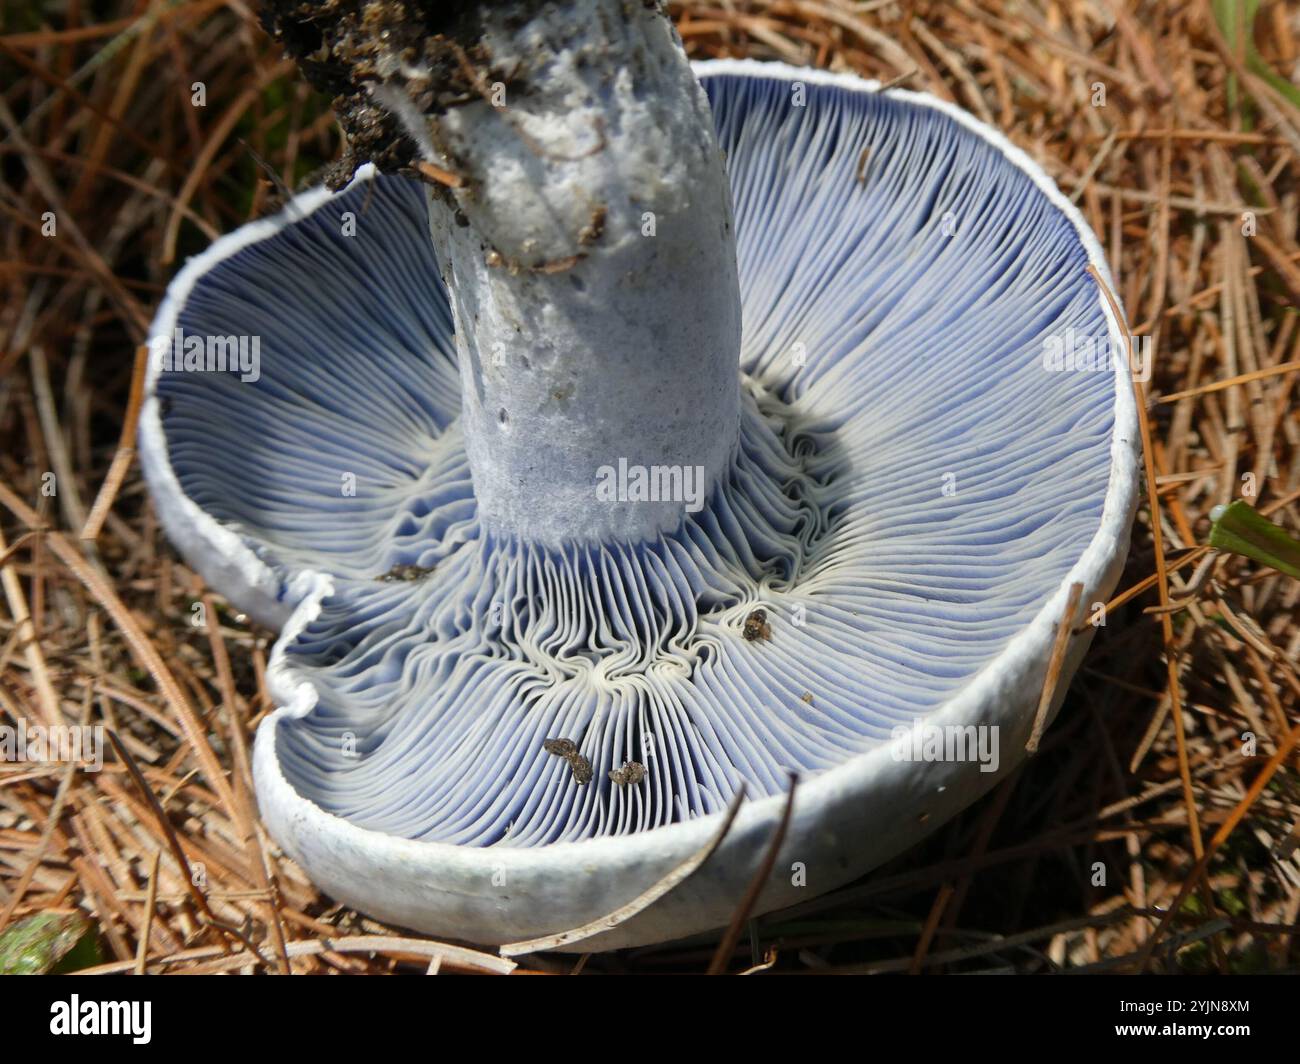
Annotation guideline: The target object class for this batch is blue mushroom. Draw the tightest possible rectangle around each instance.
[140,4,1139,952]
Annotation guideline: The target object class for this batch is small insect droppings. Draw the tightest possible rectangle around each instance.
[376,563,436,582]
[856,146,870,184]
[742,608,771,642]
[543,737,592,785]
[543,738,577,758]
[608,761,646,786]
[578,204,607,245]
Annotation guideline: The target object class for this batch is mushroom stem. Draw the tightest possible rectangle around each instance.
[422,0,742,544]
[261,0,743,544]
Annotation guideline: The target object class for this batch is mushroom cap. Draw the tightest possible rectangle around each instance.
[139,60,1139,950]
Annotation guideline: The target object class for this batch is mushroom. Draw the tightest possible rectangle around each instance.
[139,4,1138,951]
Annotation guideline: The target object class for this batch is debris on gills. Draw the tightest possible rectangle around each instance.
[608,761,646,787]
[742,607,771,642]
[544,738,593,785]
[376,563,436,582]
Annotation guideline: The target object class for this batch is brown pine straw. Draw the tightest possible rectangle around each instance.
[2,1,1299,973]
[1090,265,1208,859]
[79,343,148,543]
[106,729,262,962]
[1157,357,1300,403]
[707,774,798,974]
[0,480,240,820]
[413,160,466,190]
[1091,264,1225,963]
[1138,713,1300,971]
[1027,581,1084,755]
[909,881,955,975]
[135,848,160,976]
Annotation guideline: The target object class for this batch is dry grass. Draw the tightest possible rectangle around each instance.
[1,0,1297,974]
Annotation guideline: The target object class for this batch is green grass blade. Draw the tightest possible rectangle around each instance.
[1209,501,1300,578]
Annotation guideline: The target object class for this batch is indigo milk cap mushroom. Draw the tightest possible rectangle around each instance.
[139,4,1139,952]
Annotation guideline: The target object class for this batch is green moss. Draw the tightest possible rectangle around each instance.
[0,913,103,974]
